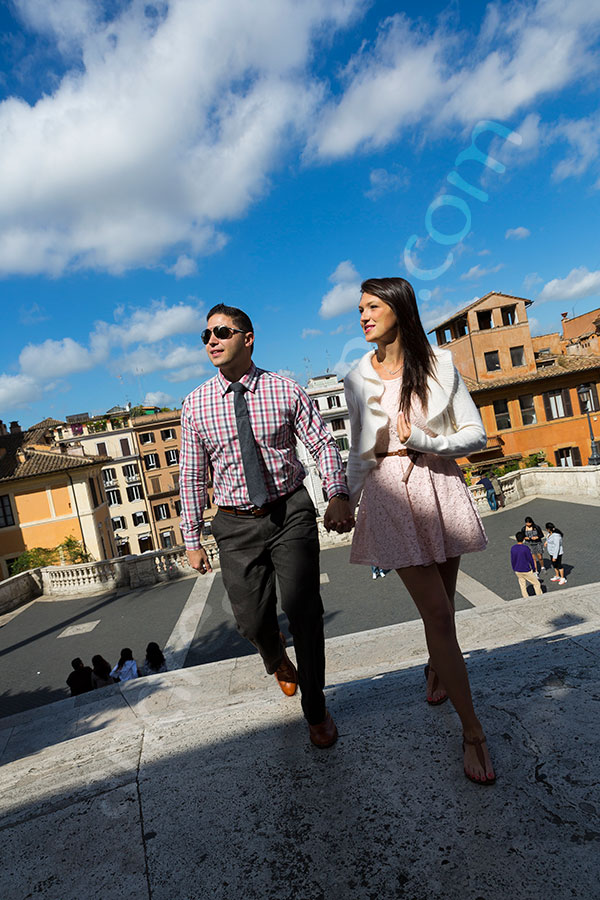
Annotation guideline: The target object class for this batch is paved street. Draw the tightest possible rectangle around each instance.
[1,497,597,719]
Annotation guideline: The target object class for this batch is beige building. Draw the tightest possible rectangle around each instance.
[54,407,153,555]
[0,419,112,580]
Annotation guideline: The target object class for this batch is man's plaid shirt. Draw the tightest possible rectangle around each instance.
[179,362,349,549]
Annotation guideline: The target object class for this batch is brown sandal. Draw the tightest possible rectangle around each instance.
[424,664,448,706]
[462,734,496,785]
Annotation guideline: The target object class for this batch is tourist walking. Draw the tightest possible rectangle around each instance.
[110,648,138,683]
[523,516,544,574]
[66,657,93,696]
[179,303,354,748]
[490,474,504,508]
[476,473,497,510]
[511,532,543,597]
[91,655,116,689]
[545,523,567,584]
[344,276,495,785]
[140,641,168,675]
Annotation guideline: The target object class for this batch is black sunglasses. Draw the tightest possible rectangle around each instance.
[201,325,246,344]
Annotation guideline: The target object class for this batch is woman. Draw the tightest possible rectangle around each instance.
[523,516,544,575]
[91,654,116,689]
[140,641,168,676]
[344,277,495,785]
[110,647,139,683]
[544,523,566,584]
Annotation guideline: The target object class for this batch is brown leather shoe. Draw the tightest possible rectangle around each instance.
[308,711,338,748]
[274,649,298,697]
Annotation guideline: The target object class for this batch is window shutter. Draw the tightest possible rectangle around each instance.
[542,392,553,420]
[590,383,599,412]
[562,389,573,417]
[120,438,131,455]
[572,446,582,466]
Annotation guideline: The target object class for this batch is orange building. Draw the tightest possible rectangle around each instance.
[429,293,600,470]
[0,419,114,580]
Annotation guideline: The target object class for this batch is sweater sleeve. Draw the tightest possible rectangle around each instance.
[403,368,487,458]
[344,379,369,509]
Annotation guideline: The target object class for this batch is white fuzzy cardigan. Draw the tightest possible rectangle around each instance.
[343,348,487,507]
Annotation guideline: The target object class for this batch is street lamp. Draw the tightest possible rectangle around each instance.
[577,385,600,466]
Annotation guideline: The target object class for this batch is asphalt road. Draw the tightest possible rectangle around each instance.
[1,497,596,719]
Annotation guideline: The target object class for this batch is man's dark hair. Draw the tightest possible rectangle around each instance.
[515,531,525,542]
[71,658,83,669]
[207,303,253,335]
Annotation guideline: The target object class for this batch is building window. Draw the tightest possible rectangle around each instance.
[0,494,15,528]
[518,394,537,426]
[161,428,176,441]
[126,484,143,502]
[327,395,341,409]
[174,499,182,516]
[330,417,345,431]
[144,453,160,470]
[543,389,573,420]
[140,432,155,445]
[120,438,131,456]
[501,305,517,326]
[122,463,139,480]
[96,442,107,456]
[111,516,126,530]
[172,473,180,491]
[89,478,99,507]
[477,310,493,330]
[154,503,170,520]
[493,399,511,430]
[150,476,161,493]
[312,398,320,410]
[484,350,501,372]
[106,488,122,506]
[160,530,174,549]
[510,345,525,367]
[166,448,179,466]
[555,447,582,467]
[132,511,148,526]
[335,436,349,451]
[103,467,117,484]
[577,383,599,413]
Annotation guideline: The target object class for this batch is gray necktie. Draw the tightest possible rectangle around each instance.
[229,382,268,508]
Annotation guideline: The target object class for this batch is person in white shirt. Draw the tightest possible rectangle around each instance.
[544,523,566,585]
[110,647,139,682]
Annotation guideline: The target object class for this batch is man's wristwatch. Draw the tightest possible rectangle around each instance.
[330,492,349,501]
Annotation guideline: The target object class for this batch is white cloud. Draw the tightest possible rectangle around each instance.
[94,301,205,350]
[550,112,600,181]
[143,391,173,408]
[301,328,323,339]
[166,255,198,279]
[310,3,600,159]
[523,272,543,292]
[277,368,297,380]
[19,302,50,325]
[460,263,503,281]
[505,226,531,240]
[19,336,99,379]
[478,249,491,256]
[364,165,410,200]
[0,0,361,275]
[537,266,600,303]
[0,374,39,410]
[319,260,361,318]
[114,344,206,377]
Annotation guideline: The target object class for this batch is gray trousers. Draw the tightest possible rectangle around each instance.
[211,487,326,725]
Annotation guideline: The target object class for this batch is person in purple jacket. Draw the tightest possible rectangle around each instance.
[511,532,543,597]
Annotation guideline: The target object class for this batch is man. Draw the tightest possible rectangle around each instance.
[476,472,497,511]
[66,658,93,696]
[179,304,354,748]
[511,531,543,598]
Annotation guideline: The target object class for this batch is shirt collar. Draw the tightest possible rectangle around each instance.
[217,361,261,396]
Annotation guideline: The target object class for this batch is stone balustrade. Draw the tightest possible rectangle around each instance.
[0,569,43,616]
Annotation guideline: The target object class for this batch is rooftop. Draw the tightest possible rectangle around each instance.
[463,353,600,392]
[0,421,104,483]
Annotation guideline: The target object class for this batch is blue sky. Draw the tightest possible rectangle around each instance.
[1,0,599,428]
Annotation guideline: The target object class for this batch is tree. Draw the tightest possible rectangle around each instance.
[10,547,59,574]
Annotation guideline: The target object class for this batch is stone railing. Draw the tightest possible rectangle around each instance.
[41,559,121,597]
[0,569,43,616]
[469,464,600,512]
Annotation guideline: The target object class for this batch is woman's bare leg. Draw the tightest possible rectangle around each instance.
[397,562,495,782]
[424,556,460,702]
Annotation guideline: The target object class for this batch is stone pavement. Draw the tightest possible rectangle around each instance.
[1,582,599,900]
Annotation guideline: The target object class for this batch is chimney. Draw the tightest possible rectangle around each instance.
[10,421,21,434]
[0,420,7,436]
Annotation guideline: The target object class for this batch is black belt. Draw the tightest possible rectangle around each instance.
[218,486,301,518]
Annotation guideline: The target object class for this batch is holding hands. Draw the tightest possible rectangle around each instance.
[324,496,355,534]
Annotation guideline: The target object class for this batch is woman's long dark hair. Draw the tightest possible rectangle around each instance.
[145,642,166,672]
[92,655,111,679]
[361,277,436,416]
[117,647,134,669]
[545,522,564,536]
